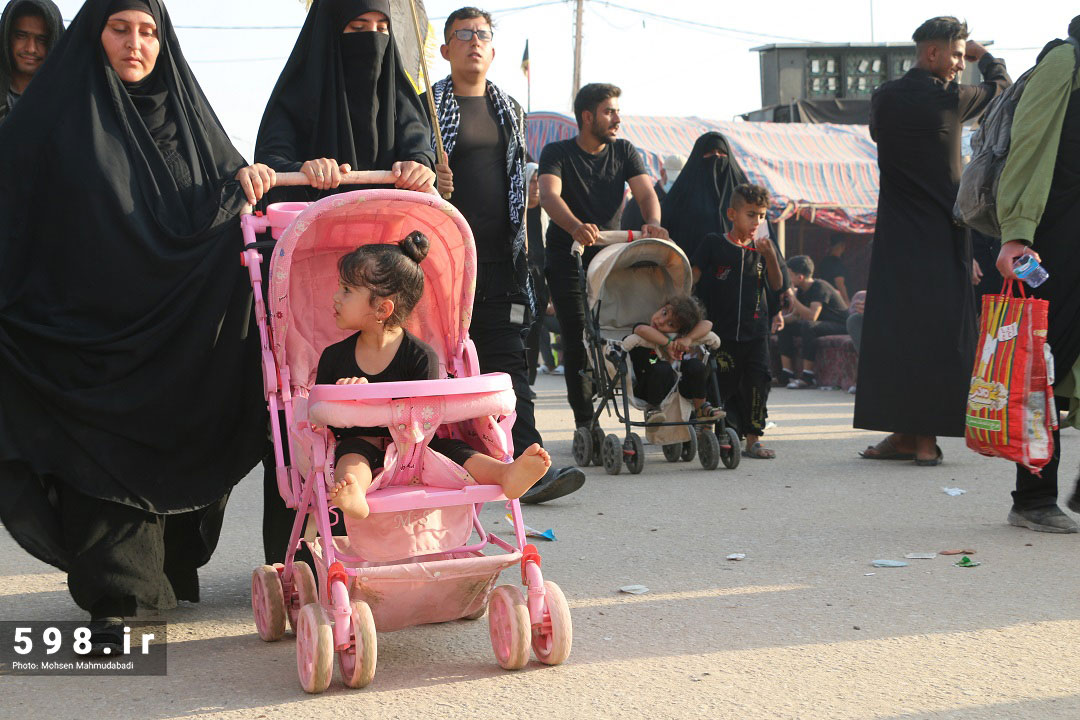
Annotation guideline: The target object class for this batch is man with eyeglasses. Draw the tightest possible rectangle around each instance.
[0,0,63,125]
[424,7,586,504]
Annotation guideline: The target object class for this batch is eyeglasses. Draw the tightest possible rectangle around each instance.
[451,28,493,42]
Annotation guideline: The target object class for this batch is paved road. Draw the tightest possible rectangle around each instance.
[3,378,1080,719]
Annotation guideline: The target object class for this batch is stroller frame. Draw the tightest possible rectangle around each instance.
[569,234,742,474]
[239,175,572,693]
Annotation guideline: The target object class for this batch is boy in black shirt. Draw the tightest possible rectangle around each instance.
[539,82,669,428]
[816,234,850,305]
[778,255,849,389]
[691,184,783,459]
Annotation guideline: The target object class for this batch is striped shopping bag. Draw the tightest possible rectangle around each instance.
[966,281,1056,473]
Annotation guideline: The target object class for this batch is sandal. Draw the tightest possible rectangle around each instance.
[859,436,916,460]
[694,402,725,421]
[914,445,944,466]
[742,442,775,459]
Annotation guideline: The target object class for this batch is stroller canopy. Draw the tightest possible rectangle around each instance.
[586,238,692,336]
[268,190,476,392]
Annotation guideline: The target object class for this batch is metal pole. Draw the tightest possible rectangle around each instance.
[572,0,583,107]
[869,0,875,43]
[406,0,451,199]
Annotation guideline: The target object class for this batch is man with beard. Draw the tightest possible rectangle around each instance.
[424,6,585,503]
[0,0,63,123]
[539,83,669,432]
[855,16,1009,466]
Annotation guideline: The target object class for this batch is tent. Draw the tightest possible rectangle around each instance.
[526,112,879,237]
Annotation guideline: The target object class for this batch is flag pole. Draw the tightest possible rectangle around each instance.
[406,0,450,199]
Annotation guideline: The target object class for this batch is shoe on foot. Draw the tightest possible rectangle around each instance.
[847,385,857,394]
[1007,506,1079,533]
[551,365,565,375]
[786,378,814,389]
[645,408,664,426]
[520,466,584,504]
[87,617,126,656]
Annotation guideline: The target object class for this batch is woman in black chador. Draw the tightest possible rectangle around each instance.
[255,0,436,196]
[0,0,273,647]
[660,131,749,259]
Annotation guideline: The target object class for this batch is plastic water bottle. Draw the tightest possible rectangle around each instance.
[1013,255,1049,288]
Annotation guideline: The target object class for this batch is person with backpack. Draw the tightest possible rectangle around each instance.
[855,16,1010,466]
[994,16,1080,533]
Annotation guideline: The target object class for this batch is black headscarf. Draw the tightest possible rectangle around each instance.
[0,0,64,122]
[0,0,266,567]
[661,132,749,258]
[255,0,434,198]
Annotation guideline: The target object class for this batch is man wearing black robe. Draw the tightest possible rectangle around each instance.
[855,17,1009,464]
[0,0,63,123]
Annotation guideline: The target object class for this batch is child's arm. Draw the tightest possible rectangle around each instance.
[754,236,784,292]
[671,319,713,355]
[634,322,671,348]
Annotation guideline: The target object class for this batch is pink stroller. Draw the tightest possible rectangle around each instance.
[240,173,573,693]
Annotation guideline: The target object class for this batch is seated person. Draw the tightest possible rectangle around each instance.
[778,255,848,389]
[845,290,866,395]
[320,232,549,520]
[630,295,721,421]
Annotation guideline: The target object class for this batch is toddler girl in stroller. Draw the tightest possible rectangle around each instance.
[321,232,549,520]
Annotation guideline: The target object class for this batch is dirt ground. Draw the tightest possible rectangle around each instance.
[3,377,1080,719]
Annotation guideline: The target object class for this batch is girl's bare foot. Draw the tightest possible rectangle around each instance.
[327,473,370,519]
[501,444,551,499]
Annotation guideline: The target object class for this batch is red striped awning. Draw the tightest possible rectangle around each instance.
[527,112,879,234]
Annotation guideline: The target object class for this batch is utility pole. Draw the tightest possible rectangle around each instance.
[572,0,583,107]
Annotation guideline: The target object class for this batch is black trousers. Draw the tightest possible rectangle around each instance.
[635,357,708,407]
[777,319,848,363]
[470,297,543,455]
[1013,424,1066,510]
[59,482,227,616]
[545,249,595,426]
[713,337,772,438]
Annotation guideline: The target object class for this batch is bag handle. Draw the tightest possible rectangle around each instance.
[999,278,1027,299]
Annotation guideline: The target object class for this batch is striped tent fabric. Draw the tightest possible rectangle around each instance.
[526,112,880,234]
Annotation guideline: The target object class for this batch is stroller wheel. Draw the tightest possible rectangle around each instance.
[662,443,682,463]
[488,585,531,670]
[295,603,334,693]
[286,561,318,634]
[572,426,593,467]
[698,429,721,471]
[532,581,573,665]
[719,426,742,469]
[601,434,622,475]
[681,429,699,462]
[339,600,378,689]
[624,433,645,474]
[590,425,605,466]
[252,565,286,642]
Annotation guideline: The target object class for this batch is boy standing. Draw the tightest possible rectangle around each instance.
[691,184,783,459]
[777,255,848,389]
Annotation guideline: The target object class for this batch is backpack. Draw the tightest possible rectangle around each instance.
[954,38,1080,237]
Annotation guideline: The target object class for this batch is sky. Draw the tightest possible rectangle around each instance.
[47,0,1080,160]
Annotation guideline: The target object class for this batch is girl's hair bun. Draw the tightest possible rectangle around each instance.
[399,231,430,264]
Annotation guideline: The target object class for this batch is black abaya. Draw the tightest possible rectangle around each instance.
[254,0,434,201]
[0,0,266,610]
[854,57,1010,436]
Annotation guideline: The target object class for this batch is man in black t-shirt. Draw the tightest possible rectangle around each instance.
[816,234,850,305]
[423,7,584,504]
[778,255,849,389]
[539,82,669,429]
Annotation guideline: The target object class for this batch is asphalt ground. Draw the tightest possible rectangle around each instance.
[3,376,1079,719]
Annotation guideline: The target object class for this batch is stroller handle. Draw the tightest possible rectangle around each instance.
[571,229,645,257]
[273,170,398,187]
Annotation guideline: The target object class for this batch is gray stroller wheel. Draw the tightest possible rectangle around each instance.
[601,434,622,475]
[680,429,698,462]
[662,442,682,462]
[590,425,605,466]
[719,426,742,469]
[624,433,645,474]
[698,429,721,470]
[572,426,593,467]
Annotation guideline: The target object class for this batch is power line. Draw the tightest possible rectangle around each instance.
[595,2,818,43]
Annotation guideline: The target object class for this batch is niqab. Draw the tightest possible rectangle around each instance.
[0,0,266,569]
[255,0,434,197]
[660,132,748,258]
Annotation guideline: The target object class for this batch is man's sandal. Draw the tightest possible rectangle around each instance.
[859,436,916,460]
[742,442,776,459]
